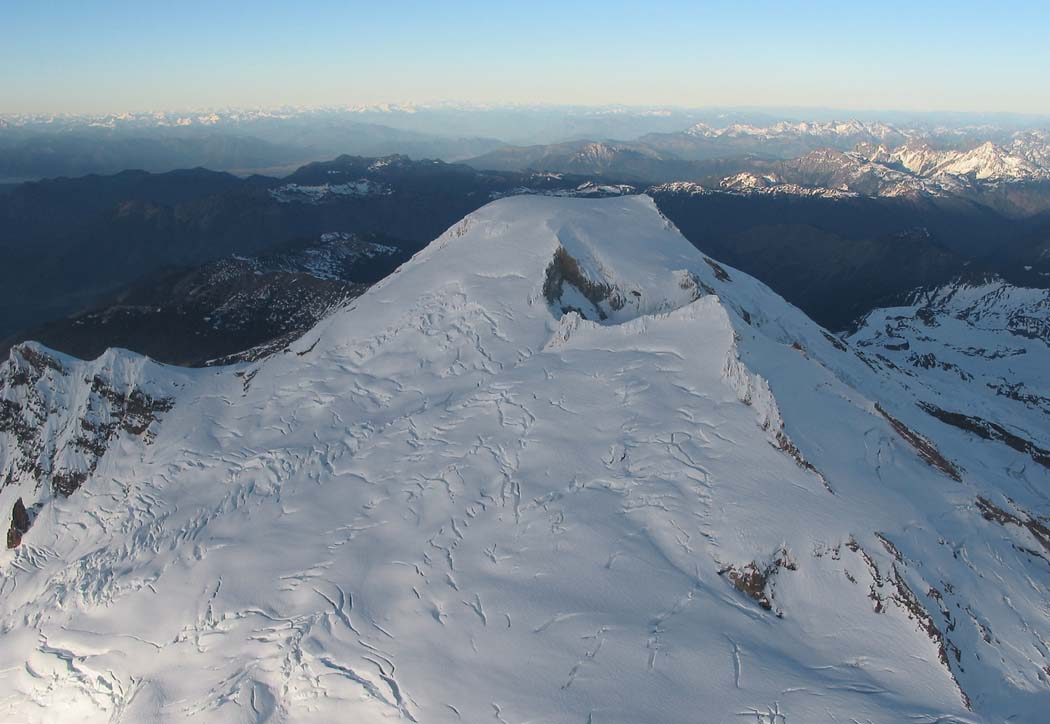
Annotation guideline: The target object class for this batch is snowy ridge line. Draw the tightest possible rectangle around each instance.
[721,340,834,494]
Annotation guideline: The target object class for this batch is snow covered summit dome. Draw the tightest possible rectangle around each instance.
[1,195,1048,722]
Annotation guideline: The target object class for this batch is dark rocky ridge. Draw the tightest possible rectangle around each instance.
[7,232,408,366]
[920,403,1050,470]
[649,190,1007,331]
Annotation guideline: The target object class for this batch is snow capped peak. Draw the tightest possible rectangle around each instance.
[716,171,857,198]
[684,118,908,141]
[849,138,1050,185]
[675,122,1050,194]
[720,171,781,190]
[1,197,1048,722]
[298,195,716,356]
[565,141,660,168]
[931,139,1049,181]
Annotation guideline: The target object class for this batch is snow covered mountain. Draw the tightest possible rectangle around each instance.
[1,196,1048,722]
[849,276,1050,428]
[464,120,1050,215]
[856,138,1050,186]
[729,137,1050,202]
[651,173,858,199]
[684,119,910,144]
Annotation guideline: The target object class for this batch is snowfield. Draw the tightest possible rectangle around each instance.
[1,196,1048,723]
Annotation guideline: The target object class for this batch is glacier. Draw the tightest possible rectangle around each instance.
[1,195,1048,722]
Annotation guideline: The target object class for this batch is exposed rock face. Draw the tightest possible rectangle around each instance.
[851,277,1050,475]
[874,403,962,481]
[920,402,1050,470]
[718,547,797,615]
[543,246,619,320]
[6,497,29,548]
[976,496,1050,557]
[0,343,175,498]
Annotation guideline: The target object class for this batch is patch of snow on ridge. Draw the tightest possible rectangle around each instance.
[719,171,859,198]
[490,180,635,200]
[0,196,1047,723]
[269,179,391,204]
[650,177,857,199]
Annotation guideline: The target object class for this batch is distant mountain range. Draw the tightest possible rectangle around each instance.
[5,136,1050,365]
[464,126,1050,202]
[0,155,635,353]
[6,107,1049,182]
[462,140,745,183]
[0,110,508,181]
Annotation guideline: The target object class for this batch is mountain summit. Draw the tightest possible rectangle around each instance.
[1,196,1047,722]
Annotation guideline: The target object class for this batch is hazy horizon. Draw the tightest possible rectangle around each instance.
[6,101,1050,124]
[5,0,1049,116]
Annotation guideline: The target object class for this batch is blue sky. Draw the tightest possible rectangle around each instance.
[2,0,1047,114]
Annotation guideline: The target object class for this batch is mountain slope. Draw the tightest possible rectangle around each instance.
[1,196,1048,722]
[5,232,410,366]
[849,276,1050,436]
[649,186,981,329]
